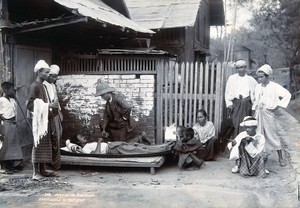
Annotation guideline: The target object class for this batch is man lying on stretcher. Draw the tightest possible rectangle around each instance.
[61,133,175,155]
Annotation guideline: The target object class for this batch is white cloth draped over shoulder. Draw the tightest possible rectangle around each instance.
[225,74,257,107]
[228,131,265,160]
[32,99,49,147]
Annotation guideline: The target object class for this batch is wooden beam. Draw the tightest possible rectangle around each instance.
[10,16,88,34]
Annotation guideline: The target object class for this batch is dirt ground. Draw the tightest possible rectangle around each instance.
[1,98,300,208]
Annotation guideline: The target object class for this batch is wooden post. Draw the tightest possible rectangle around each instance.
[156,59,164,144]
[0,0,8,83]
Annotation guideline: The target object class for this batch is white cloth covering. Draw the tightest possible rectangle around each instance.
[63,139,108,154]
[32,99,49,147]
[228,131,265,160]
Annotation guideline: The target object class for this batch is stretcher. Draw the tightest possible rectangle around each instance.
[60,150,171,175]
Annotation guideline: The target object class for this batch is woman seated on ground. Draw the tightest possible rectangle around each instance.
[173,127,206,170]
[227,116,268,178]
[62,132,174,155]
[192,109,218,161]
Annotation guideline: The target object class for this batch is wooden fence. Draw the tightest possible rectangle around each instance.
[156,61,234,139]
[57,53,235,142]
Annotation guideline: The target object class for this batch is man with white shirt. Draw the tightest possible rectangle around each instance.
[225,60,257,138]
[228,116,268,177]
[27,60,59,180]
[253,64,291,167]
[43,64,63,170]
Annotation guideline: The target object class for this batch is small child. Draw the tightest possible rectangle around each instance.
[175,125,185,141]
[0,82,23,174]
[174,127,205,170]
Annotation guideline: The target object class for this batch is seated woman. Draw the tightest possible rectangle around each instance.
[192,109,218,161]
[227,116,268,177]
[63,133,174,156]
[173,127,206,170]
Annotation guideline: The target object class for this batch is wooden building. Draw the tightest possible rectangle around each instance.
[125,0,225,62]
[0,0,154,157]
[0,0,226,159]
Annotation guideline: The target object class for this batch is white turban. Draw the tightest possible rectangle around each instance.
[49,64,60,75]
[240,116,258,127]
[34,60,50,72]
[235,60,247,68]
[256,64,272,75]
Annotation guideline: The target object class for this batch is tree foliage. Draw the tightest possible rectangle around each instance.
[211,0,300,92]
[250,0,300,92]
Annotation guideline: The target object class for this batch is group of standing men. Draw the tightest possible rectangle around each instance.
[225,60,291,173]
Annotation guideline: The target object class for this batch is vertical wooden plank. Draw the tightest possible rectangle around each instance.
[133,59,136,72]
[169,62,174,126]
[179,63,185,126]
[220,62,229,121]
[164,61,169,127]
[87,57,90,72]
[184,63,189,127]
[193,62,199,124]
[209,62,215,122]
[204,62,209,112]
[214,62,222,134]
[188,62,194,126]
[156,60,164,144]
[108,58,111,73]
[174,63,179,126]
[198,62,204,110]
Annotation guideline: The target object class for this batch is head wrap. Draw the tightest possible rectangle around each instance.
[240,116,258,127]
[235,60,247,68]
[256,64,272,76]
[34,60,50,72]
[49,64,60,75]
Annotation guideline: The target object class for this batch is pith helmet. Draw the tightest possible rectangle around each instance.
[95,83,115,97]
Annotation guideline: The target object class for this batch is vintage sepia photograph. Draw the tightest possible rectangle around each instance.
[0,0,299,207]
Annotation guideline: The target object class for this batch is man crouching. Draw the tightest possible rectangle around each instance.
[228,116,268,177]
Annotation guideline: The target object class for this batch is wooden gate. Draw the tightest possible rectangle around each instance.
[156,61,234,141]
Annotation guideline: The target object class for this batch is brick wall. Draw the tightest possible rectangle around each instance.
[56,74,156,143]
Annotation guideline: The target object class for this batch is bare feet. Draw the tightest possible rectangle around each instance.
[40,169,57,177]
[141,132,151,145]
[279,159,287,167]
[32,173,45,181]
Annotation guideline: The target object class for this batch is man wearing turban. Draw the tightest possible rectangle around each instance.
[27,60,59,180]
[225,60,257,138]
[227,116,267,177]
[252,64,291,167]
[43,64,63,170]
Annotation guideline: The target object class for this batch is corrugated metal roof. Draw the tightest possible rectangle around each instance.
[124,0,202,29]
[54,0,154,34]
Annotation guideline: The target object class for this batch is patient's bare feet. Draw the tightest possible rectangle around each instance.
[141,132,151,145]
